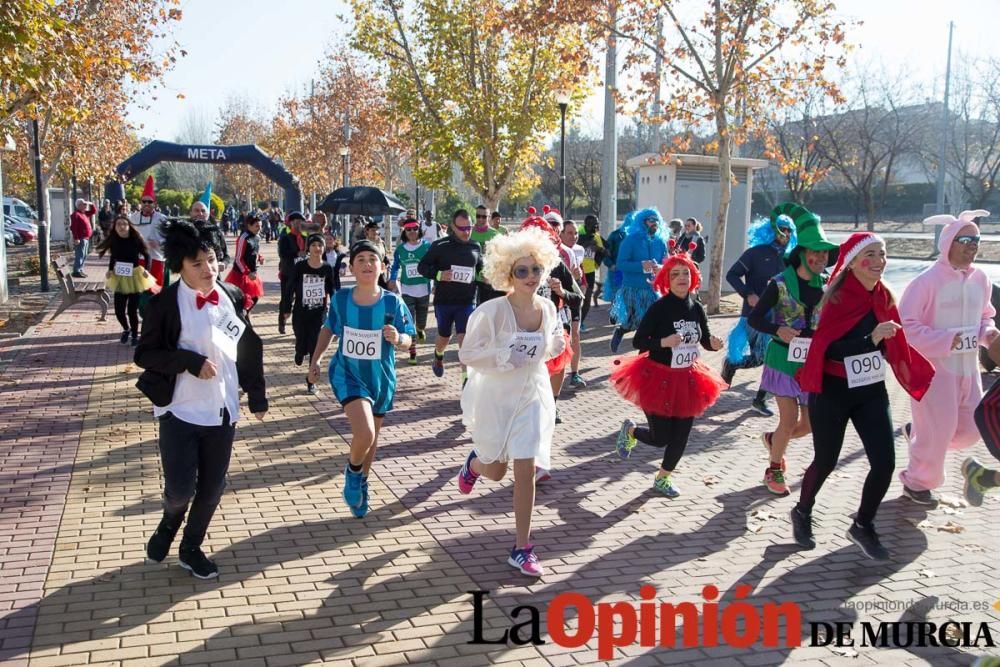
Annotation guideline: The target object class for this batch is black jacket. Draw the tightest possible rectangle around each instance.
[193,219,229,266]
[278,230,306,277]
[134,281,268,413]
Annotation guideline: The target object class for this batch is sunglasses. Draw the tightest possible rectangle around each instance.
[955,235,981,245]
[141,199,154,204]
[512,265,544,279]
[455,225,472,232]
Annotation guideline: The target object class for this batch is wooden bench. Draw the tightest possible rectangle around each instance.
[50,255,110,321]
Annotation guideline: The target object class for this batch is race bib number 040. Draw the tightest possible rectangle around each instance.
[671,344,699,369]
[951,327,979,354]
[342,326,381,361]
[450,265,474,284]
[114,262,134,277]
[787,337,812,363]
[844,351,886,388]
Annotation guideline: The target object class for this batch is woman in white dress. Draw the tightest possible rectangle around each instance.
[456,227,565,577]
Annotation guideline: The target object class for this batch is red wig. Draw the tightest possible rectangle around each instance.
[519,207,561,246]
[652,240,701,295]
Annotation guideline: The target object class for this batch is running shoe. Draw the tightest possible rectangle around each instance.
[569,372,587,389]
[178,546,219,579]
[554,407,562,424]
[343,465,364,508]
[408,351,417,365]
[653,475,680,498]
[615,419,637,459]
[508,544,543,577]
[750,397,774,417]
[294,352,304,366]
[764,466,788,495]
[720,360,736,386]
[145,520,179,563]
[278,318,286,334]
[306,382,317,395]
[902,486,938,508]
[119,330,130,344]
[579,323,590,333]
[760,432,786,471]
[847,521,890,561]
[416,329,426,342]
[790,507,815,550]
[457,450,480,494]
[351,478,370,519]
[130,334,139,347]
[610,327,625,353]
[535,467,551,483]
[432,356,444,378]
[962,457,990,507]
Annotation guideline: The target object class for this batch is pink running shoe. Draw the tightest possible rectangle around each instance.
[458,450,480,494]
[508,544,543,577]
[534,467,551,483]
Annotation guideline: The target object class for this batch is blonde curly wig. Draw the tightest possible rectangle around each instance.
[481,227,561,293]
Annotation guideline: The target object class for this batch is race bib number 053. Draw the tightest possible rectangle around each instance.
[671,344,699,369]
[302,275,325,307]
[450,265,474,284]
[844,351,886,388]
[342,326,381,361]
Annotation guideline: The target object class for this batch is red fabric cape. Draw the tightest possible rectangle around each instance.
[796,271,934,400]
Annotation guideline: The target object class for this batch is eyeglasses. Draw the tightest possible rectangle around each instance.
[955,235,981,245]
[455,225,472,232]
[512,265,544,279]
[776,227,791,236]
[141,199,154,204]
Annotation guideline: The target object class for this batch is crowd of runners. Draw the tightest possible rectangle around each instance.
[85,179,1000,581]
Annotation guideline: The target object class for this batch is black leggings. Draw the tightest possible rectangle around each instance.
[581,271,596,323]
[796,376,894,527]
[634,413,695,471]
[114,292,140,333]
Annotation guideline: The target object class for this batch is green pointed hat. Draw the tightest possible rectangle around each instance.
[771,202,838,267]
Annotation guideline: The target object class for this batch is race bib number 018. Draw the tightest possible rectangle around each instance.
[787,337,812,362]
[671,344,699,369]
[342,326,381,361]
[405,263,421,279]
[114,262,134,277]
[302,275,325,307]
[951,327,978,354]
[844,351,886,388]
[210,308,246,361]
[450,265,474,284]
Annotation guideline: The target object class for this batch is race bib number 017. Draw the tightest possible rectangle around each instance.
[450,265,474,284]
[951,327,978,354]
[671,344,699,369]
[844,351,886,388]
[342,326,381,361]
[787,337,812,362]
[302,275,325,307]
[114,262,134,277]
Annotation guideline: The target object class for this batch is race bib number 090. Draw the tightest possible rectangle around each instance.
[114,262,134,277]
[787,337,812,362]
[951,327,978,354]
[844,351,886,388]
[342,326,381,361]
[671,344,699,369]
[450,265,474,284]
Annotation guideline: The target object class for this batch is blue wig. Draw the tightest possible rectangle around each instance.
[747,214,798,255]
[623,207,670,244]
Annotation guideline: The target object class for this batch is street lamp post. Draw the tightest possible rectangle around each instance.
[556,89,571,215]
[340,146,351,188]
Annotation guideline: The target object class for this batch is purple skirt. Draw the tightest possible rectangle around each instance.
[761,366,808,405]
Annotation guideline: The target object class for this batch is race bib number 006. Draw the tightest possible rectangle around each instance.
[405,263,421,279]
[450,265,474,284]
[114,262,133,277]
[342,326,381,361]
[951,327,978,354]
[302,275,325,307]
[844,351,886,388]
[671,344,699,369]
[787,337,812,362]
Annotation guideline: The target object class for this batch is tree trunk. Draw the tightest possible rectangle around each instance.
[706,113,732,315]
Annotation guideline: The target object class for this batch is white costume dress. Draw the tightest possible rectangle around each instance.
[460,296,565,469]
[130,210,167,262]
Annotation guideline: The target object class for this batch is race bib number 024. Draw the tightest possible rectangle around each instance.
[508,331,543,367]
[844,351,886,388]
[671,344,699,369]
[450,265,474,284]
[342,326,381,361]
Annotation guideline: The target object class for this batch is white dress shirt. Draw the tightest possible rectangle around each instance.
[153,280,241,426]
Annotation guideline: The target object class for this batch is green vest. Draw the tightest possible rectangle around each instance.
[763,266,825,377]
[397,242,430,287]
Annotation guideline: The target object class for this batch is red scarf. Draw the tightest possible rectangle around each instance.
[796,271,934,400]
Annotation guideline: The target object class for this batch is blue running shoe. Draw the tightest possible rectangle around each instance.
[653,475,680,498]
[615,419,637,459]
[610,327,625,353]
[343,465,364,508]
[351,478,370,518]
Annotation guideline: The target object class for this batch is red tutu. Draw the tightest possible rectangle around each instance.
[545,331,574,375]
[224,268,264,309]
[610,353,727,418]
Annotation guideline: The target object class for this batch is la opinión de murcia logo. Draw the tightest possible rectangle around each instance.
[468,587,997,659]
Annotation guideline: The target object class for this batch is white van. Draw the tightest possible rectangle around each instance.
[3,196,38,223]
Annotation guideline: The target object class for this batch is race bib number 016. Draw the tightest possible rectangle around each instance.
[671,344,699,369]
[114,262,134,277]
[450,265,474,284]
[302,275,325,307]
[844,351,886,388]
[210,308,246,361]
[342,326,381,361]
[951,327,978,354]
[787,337,812,362]
[405,263,421,279]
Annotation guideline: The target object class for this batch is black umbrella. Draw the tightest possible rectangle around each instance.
[317,186,407,216]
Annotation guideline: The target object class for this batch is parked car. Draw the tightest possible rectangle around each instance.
[4,214,37,242]
[3,196,37,224]
[4,227,21,247]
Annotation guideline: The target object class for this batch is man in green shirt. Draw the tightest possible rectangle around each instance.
[470,204,504,303]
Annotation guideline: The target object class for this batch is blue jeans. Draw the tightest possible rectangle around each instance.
[73,238,90,273]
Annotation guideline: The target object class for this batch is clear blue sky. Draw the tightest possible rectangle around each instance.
[128,0,1000,141]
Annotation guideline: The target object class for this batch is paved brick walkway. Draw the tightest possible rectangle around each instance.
[1,243,998,666]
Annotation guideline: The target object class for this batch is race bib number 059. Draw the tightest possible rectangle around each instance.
[951,327,978,354]
[844,351,886,388]
[114,262,134,277]
[787,337,812,362]
[450,265,474,284]
[342,326,381,361]
[671,344,699,369]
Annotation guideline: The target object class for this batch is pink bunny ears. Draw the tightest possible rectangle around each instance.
[923,209,990,226]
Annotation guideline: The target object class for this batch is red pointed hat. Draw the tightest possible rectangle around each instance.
[828,232,884,282]
[141,175,155,201]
